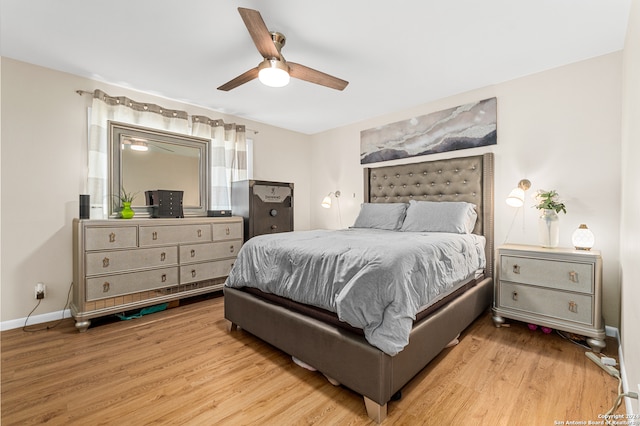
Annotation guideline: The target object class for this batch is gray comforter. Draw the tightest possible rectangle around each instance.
[225,228,485,355]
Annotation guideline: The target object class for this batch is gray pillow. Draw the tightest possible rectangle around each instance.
[352,203,408,231]
[400,201,477,233]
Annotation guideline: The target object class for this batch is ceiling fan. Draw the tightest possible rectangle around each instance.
[217,7,349,92]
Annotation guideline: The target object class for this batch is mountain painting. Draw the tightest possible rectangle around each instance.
[360,97,497,164]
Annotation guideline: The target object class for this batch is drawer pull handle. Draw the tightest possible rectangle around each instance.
[568,301,578,313]
[190,249,196,258]
[512,291,518,301]
[271,225,278,230]
[191,269,197,278]
[197,229,202,238]
[161,274,167,283]
[569,271,578,282]
[160,252,166,261]
[103,282,110,293]
[512,264,520,274]
[225,227,230,236]
[152,231,158,241]
[102,257,110,268]
[109,232,116,243]
[229,245,234,253]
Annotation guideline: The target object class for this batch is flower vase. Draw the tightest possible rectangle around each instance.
[120,202,135,219]
[538,209,559,248]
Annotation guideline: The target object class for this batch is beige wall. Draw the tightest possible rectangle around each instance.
[310,53,623,330]
[620,0,640,412]
[0,57,311,324]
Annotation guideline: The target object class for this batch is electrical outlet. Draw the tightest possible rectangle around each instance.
[35,282,45,299]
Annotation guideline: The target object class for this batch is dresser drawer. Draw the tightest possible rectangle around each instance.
[85,226,137,251]
[85,246,178,275]
[139,224,212,246]
[498,282,593,325]
[180,240,242,264]
[213,221,243,241]
[500,255,593,294]
[180,259,236,284]
[86,267,179,301]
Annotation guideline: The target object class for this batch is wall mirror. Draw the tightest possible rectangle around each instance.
[109,121,210,217]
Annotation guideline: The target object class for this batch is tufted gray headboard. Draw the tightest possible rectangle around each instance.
[363,153,494,278]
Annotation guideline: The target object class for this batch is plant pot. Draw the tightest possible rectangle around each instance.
[538,209,559,248]
[120,202,135,219]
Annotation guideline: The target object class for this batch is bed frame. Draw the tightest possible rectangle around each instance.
[224,152,494,422]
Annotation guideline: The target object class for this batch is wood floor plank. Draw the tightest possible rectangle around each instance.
[1,293,624,425]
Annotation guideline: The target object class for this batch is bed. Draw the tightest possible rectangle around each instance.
[223,153,494,422]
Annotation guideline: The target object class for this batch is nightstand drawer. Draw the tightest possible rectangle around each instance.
[498,282,593,325]
[500,255,593,293]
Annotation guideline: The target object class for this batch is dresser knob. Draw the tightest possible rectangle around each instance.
[225,227,231,235]
[161,274,167,283]
[102,257,110,268]
[152,231,158,240]
[270,209,278,217]
[569,271,578,282]
[191,270,197,278]
[109,232,116,243]
[160,252,166,261]
[197,229,202,238]
[512,264,521,274]
[229,245,235,253]
[191,249,196,258]
[512,291,518,301]
[271,225,278,230]
[103,282,110,293]
[568,301,578,313]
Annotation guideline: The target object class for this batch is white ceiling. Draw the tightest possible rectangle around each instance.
[0,0,631,134]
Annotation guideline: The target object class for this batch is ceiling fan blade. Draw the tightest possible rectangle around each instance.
[288,62,349,91]
[217,67,259,91]
[238,7,281,60]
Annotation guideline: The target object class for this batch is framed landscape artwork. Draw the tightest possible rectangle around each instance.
[360,97,497,164]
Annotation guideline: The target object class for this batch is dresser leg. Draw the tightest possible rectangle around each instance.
[586,337,606,353]
[492,313,506,328]
[75,320,91,333]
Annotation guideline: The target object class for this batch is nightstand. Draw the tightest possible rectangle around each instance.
[492,244,606,352]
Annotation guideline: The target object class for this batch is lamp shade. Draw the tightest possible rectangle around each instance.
[572,224,595,250]
[321,196,332,209]
[506,187,525,207]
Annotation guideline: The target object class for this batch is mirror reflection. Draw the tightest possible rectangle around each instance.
[121,136,201,207]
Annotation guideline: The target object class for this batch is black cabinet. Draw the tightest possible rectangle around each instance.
[231,180,294,241]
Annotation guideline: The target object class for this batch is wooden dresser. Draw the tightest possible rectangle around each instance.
[492,244,605,352]
[72,217,243,331]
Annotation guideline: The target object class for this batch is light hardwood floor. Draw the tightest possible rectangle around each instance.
[1,293,623,425]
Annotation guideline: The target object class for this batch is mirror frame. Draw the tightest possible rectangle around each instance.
[108,121,210,218]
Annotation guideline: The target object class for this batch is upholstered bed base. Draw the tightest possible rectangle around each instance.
[223,153,494,422]
[224,276,492,422]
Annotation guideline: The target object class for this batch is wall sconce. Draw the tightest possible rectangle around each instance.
[572,224,595,250]
[321,191,341,208]
[506,179,531,207]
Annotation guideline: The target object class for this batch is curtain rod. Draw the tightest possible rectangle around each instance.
[75,89,258,134]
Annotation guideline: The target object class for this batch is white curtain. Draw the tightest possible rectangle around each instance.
[191,116,247,210]
[88,89,248,217]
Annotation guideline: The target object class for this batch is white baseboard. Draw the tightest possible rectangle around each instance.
[1,309,72,331]
[606,326,637,416]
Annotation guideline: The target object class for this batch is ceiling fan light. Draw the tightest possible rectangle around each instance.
[258,59,290,87]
